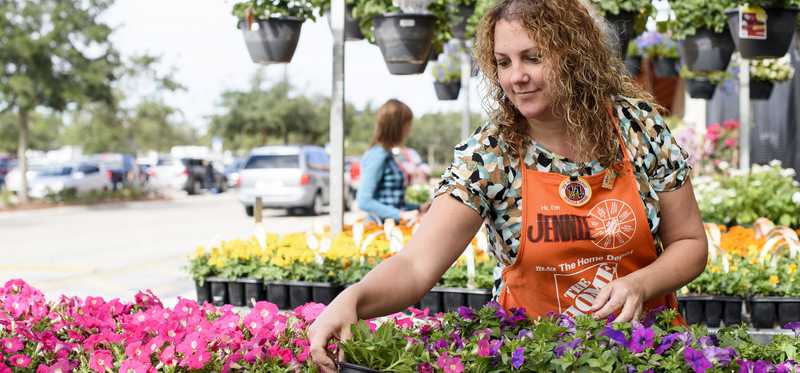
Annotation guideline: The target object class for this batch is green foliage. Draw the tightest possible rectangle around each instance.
[591,0,655,33]
[231,0,318,21]
[668,0,736,40]
[466,0,495,39]
[405,112,479,169]
[731,0,800,7]
[750,58,795,82]
[626,41,641,58]
[684,256,749,296]
[350,0,398,43]
[440,260,495,289]
[430,53,461,83]
[695,163,800,228]
[679,66,731,83]
[0,111,63,154]
[404,184,431,205]
[342,321,422,372]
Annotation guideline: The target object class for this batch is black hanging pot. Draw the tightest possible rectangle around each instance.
[450,3,475,40]
[726,7,800,59]
[327,4,365,41]
[680,28,735,71]
[386,60,429,75]
[373,13,436,74]
[434,81,461,100]
[239,17,304,64]
[624,56,642,76]
[428,48,441,61]
[749,79,774,100]
[604,11,637,59]
[653,57,678,77]
[339,362,380,373]
[685,78,717,99]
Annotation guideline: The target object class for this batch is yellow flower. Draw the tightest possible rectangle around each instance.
[769,275,780,286]
[193,246,206,259]
[730,265,737,272]
[788,263,797,274]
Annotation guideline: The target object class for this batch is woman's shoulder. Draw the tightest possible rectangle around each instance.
[455,120,508,157]
[612,96,670,137]
[362,146,389,160]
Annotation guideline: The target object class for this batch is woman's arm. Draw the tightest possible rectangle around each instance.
[591,179,708,321]
[356,149,402,221]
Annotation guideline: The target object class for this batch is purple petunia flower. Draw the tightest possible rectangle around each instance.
[554,338,582,358]
[517,329,533,340]
[434,338,448,351]
[702,346,736,366]
[457,307,476,321]
[601,326,628,347]
[511,347,525,369]
[784,321,800,337]
[753,360,773,373]
[684,346,713,373]
[697,335,718,348]
[629,325,654,353]
[450,331,464,350]
[775,361,797,373]
[557,315,576,333]
[641,306,666,327]
[489,339,503,357]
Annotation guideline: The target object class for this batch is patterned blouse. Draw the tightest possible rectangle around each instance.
[435,96,691,295]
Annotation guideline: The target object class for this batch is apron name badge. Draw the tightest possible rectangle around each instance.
[559,175,592,207]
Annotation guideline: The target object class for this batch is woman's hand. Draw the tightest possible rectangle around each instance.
[589,275,646,323]
[399,210,419,223]
[308,292,359,373]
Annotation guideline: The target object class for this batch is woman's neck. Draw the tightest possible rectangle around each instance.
[527,118,582,161]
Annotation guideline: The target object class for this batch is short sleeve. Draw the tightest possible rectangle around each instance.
[627,100,692,193]
[435,123,507,219]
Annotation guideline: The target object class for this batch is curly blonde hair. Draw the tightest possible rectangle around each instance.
[473,0,657,166]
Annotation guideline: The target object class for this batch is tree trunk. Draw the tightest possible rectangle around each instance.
[427,145,435,169]
[17,109,30,204]
[283,130,289,145]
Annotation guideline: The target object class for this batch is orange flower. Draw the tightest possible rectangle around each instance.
[719,226,766,258]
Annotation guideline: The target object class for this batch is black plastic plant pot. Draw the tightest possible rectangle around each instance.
[722,297,744,326]
[685,78,717,99]
[207,277,229,306]
[428,48,440,61]
[776,298,800,326]
[266,281,289,310]
[749,297,778,329]
[385,60,428,75]
[440,288,468,312]
[420,289,443,314]
[625,56,642,77]
[466,289,492,309]
[339,362,380,373]
[227,280,247,307]
[750,80,774,100]
[373,13,436,68]
[195,280,211,305]
[726,7,800,59]
[434,81,461,100]
[450,3,474,40]
[311,283,343,305]
[678,298,687,318]
[288,281,313,309]
[680,28,735,72]
[239,17,303,64]
[704,298,724,327]
[653,57,678,77]
[241,278,265,305]
[679,295,707,325]
[327,4,365,41]
[604,11,637,59]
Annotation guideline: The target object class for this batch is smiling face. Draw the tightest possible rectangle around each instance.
[493,19,559,125]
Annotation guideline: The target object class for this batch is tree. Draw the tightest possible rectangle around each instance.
[0,0,120,202]
[0,111,63,154]
[406,112,480,168]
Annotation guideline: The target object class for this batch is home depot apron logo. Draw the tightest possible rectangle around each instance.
[526,199,636,250]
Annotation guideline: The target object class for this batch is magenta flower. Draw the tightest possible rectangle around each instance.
[655,332,683,354]
[8,354,31,368]
[629,325,654,353]
[1,337,23,353]
[41,359,72,373]
[0,364,9,373]
[457,306,476,321]
[294,302,325,323]
[684,346,712,373]
[159,345,178,366]
[436,353,464,373]
[182,350,212,370]
[119,358,149,373]
[702,346,735,366]
[89,350,114,372]
[512,347,525,369]
[417,362,433,373]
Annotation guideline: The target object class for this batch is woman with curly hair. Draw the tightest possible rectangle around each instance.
[309,1,707,370]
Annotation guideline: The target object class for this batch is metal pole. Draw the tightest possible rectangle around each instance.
[329,0,346,233]
[738,54,751,171]
[460,42,471,141]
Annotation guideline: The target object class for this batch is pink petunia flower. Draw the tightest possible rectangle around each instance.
[159,346,178,366]
[118,358,149,373]
[8,354,31,368]
[1,337,23,354]
[294,302,325,323]
[90,349,114,372]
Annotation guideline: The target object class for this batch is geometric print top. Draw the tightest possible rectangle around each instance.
[435,96,691,296]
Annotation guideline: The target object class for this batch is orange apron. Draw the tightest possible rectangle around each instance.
[499,113,680,321]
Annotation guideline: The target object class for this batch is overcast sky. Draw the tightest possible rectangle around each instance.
[105,0,487,131]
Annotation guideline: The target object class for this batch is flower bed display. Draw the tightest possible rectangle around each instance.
[3,279,799,372]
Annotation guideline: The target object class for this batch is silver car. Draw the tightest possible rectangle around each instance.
[28,162,111,199]
[238,145,330,216]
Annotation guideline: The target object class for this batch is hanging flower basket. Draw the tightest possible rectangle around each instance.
[449,3,474,40]
[327,4,364,41]
[604,11,637,59]
[386,60,429,75]
[624,56,642,76]
[685,77,718,99]
[239,17,304,64]
[750,79,775,100]
[680,27,735,71]
[434,81,461,100]
[726,7,800,59]
[373,13,437,74]
[653,57,679,77]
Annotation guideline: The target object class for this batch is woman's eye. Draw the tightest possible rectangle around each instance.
[527,55,542,63]
[496,59,510,68]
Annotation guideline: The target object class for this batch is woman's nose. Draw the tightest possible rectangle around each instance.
[509,63,529,85]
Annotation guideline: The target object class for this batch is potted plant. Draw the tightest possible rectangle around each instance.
[749,57,795,100]
[232,0,317,64]
[186,247,214,305]
[431,45,462,100]
[624,41,642,76]
[636,31,680,77]
[351,0,438,75]
[670,0,737,71]
[726,1,800,59]
[443,0,476,40]
[680,67,729,99]
[311,0,365,41]
[591,0,655,59]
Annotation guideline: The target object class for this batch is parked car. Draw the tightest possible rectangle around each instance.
[5,161,47,195]
[148,156,226,195]
[238,145,330,217]
[224,157,246,189]
[90,153,138,191]
[0,156,12,188]
[27,162,110,199]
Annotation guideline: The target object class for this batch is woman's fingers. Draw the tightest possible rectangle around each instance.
[308,325,338,373]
